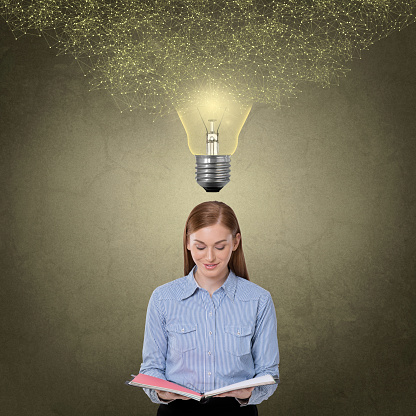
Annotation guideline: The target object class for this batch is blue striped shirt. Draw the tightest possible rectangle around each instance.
[139,267,280,405]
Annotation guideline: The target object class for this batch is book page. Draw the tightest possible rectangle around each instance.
[204,374,276,397]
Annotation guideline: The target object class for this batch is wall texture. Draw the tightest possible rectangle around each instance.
[1,18,415,416]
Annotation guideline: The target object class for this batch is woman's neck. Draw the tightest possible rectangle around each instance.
[194,268,229,297]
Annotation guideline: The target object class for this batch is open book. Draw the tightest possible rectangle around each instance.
[126,373,278,401]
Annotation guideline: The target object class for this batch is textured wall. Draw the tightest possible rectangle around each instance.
[1,18,415,416]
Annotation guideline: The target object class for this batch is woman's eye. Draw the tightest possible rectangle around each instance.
[216,246,225,250]
[196,246,205,250]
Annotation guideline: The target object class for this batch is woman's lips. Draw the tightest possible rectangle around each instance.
[204,263,218,270]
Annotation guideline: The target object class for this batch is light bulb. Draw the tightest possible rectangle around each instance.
[176,89,252,192]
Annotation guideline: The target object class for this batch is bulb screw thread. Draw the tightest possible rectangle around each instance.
[195,155,231,192]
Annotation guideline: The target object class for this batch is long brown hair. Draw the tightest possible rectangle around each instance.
[183,201,249,280]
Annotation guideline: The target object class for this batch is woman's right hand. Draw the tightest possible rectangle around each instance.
[156,390,191,401]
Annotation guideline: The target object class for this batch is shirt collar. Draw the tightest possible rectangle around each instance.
[180,266,238,301]
[222,269,238,301]
[180,267,199,300]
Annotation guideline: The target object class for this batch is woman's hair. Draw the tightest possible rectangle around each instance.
[183,201,249,280]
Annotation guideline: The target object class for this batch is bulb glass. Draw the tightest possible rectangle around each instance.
[176,89,252,155]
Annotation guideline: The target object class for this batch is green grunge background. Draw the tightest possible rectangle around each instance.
[1,17,415,416]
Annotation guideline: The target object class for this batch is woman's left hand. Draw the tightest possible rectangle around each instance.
[214,387,254,400]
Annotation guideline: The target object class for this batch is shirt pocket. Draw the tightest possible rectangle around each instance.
[167,323,197,354]
[224,325,253,357]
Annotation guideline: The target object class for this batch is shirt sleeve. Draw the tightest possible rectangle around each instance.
[139,289,173,404]
[242,292,280,406]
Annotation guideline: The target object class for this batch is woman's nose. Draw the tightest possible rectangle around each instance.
[206,248,215,262]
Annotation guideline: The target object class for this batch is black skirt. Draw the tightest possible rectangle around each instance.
[157,397,258,416]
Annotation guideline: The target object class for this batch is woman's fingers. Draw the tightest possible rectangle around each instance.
[214,387,254,399]
[156,390,191,401]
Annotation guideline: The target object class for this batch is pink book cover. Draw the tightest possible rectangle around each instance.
[128,374,202,398]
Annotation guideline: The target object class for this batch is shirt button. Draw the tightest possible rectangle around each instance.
[209,312,213,316]
[209,331,213,335]
[208,351,212,355]
[237,331,240,335]
[181,328,185,332]
[208,372,211,376]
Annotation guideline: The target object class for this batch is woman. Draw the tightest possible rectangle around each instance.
[139,201,280,416]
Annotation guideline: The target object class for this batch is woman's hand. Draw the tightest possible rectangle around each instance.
[214,387,254,400]
[156,390,191,402]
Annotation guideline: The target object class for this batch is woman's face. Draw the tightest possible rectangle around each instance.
[187,222,240,282]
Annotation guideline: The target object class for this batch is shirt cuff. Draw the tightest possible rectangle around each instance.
[245,383,279,405]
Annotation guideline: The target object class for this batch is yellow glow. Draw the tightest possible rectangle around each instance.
[176,89,252,155]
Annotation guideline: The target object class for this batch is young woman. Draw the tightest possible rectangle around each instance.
[139,201,279,416]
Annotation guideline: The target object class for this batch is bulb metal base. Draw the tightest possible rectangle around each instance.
[195,155,231,192]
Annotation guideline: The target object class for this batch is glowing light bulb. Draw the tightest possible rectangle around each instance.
[176,89,252,192]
